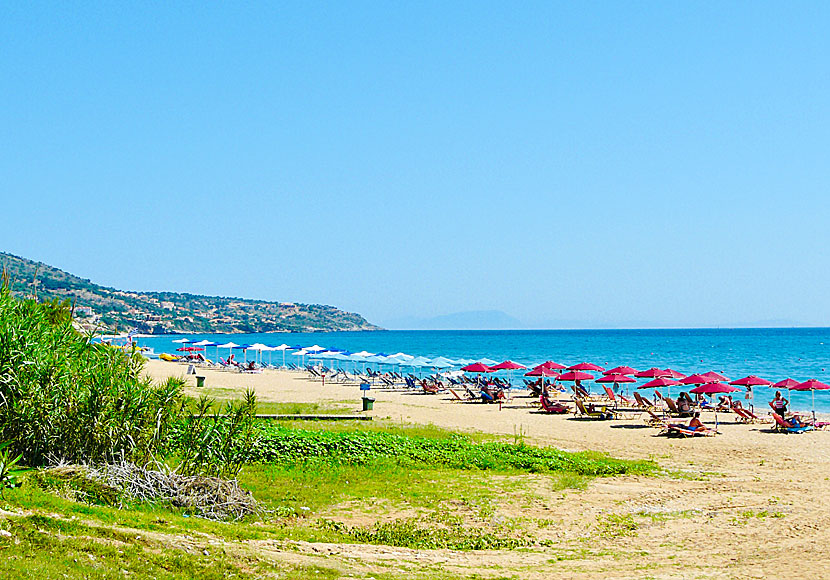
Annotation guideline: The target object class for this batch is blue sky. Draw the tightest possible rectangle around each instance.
[2,2,829,328]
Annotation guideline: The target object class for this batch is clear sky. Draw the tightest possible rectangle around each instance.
[3,2,830,328]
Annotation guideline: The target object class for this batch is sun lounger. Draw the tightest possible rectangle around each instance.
[771,412,814,433]
[664,423,717,437]
[539,395,570,414]
[733,407,770,423]
[634,391,655,409]
[574,399,617,420]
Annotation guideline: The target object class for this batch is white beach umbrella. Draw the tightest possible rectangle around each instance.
[292,349,309,367]
[353,351,375,357]
[271,344,292,367]
[215,342,240,363]
[306,345,326,352]
[478,358,498,366]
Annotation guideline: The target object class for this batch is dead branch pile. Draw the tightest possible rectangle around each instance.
[43,462,260,521]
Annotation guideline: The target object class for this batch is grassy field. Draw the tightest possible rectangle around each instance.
[0,420,656,579]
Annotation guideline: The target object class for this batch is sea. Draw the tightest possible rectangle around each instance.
[134,328,830,413]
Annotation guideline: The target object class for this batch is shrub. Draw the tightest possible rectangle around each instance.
[0,278,183,466]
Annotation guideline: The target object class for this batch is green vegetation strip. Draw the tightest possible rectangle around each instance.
[251,426,654,476]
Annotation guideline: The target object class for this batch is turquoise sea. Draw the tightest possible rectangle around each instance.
[136,328,830,413]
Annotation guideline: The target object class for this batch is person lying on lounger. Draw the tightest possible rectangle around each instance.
[668,412,716,435]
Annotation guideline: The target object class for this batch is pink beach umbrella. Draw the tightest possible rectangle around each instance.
[462,362,493,373]
[490,360,527,370]
[490,360,527,387]
[525,367,559,377]
[596,372,635,396]
[568,362,605,372]
[638,377,681,389]
[558,371,595,382]
[679,373,711,385]
[730,375,773,387]
[791,379,830,419]
[635,367,668,379]
[773,378,799,389]
[596,373,636,384]
[536,361,567,371]
[689,383,741,395]
[703,371,730,383]
[604,366,638,376]
[662,369,686,380]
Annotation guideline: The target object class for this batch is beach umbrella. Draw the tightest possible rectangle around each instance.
[176,346,204,352]
[490,360,527,388]
[689,383,741,395]
[430,356,458,367]
[215,341,240,362]
[171,338,191,344]
[792,379,830,419]
[596,372,635,395]
[679,373,710,385]
[604,366,638,376]
[568,362,605,372]
[730,375,773,387]
[462,362,493,373]
[596,373,635,384]
[535,361,567,371]
[662,369,686,379]
[306,345,326,352]
[557,371,594,382]
[638,377,681,389]
[247,343,270,365]
[477,358,498,366]
[292,349,310,368]
[525,367,559,377]
[635,367,668,379]
[491,360,527,370]
[773,378,799,389]
[703,371,730,382]
[353,351,375,357]
[271,344,292,367]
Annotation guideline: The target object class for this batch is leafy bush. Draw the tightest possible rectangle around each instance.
[251,426,654,476]
[0,279,183,466]
[172,391,260,479]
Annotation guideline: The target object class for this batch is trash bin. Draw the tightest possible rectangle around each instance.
[361,396,375,411]
[196,376,205,388]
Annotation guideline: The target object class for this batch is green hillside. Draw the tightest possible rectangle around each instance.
[0,252,381,334]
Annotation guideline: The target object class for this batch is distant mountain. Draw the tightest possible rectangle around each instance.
[0,252,381,334]
[384,310,524,330]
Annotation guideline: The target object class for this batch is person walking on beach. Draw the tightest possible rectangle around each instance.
[770,391,789,418]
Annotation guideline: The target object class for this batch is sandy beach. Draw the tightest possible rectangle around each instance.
[146,359,830,578]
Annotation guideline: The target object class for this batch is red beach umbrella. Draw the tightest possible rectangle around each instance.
[462,362,493,373]
[568,362,605,372]
[536,361,567,370]
[639,377,681,389]
[662,369,686,379]
[558,371,595,382]
[491,360,527,370]
[773,378,799,389]
[679,373,710,385]
[635,367,668,378]
[792,379,830,392]
[703,371,730,382]
[729,375,772,387]
[689,383,741,395]
[596,373,636,384]
[792,379,830,419]
[176,347,205,352]
[525,367,559,377]
[604,366,638,376]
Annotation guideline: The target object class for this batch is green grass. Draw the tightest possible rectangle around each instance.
[250,424,655,476]
[187,387,352,415]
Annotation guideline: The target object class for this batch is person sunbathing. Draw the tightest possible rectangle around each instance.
[668,412,716,435]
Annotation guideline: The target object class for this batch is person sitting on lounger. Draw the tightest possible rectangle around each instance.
[716,395,733,411]
[677,392,693,414]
